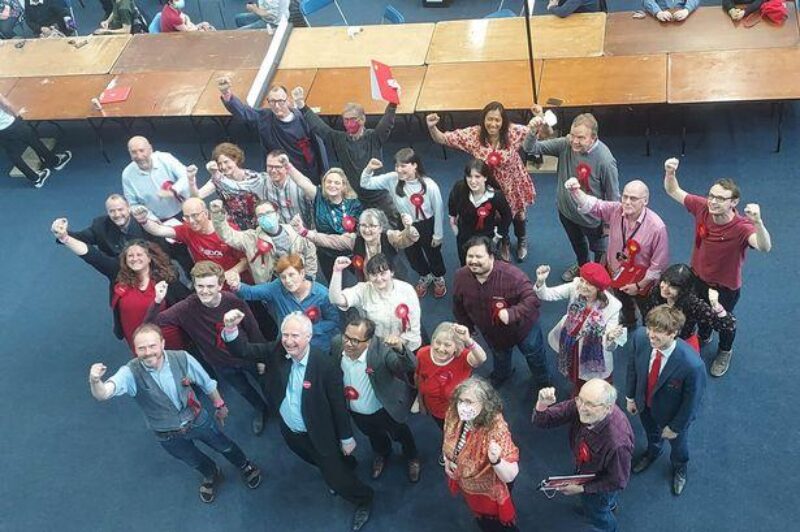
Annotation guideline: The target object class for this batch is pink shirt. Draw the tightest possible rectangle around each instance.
[580,196,669,285]
[684,194,756,290]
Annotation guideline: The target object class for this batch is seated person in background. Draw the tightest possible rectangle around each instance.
[94,0,133,34]
[235,0,288,30]
[161,0,214,32]
[24,0,71,37]
[723,0,764,21]
[546,0,599,18]
[0,0,23,39]
[643,0,698,22]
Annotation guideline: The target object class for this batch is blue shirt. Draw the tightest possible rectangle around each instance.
[109,352,217,409]
[341,349,382,415]
[237,278,341,352]
[280,348,309,433]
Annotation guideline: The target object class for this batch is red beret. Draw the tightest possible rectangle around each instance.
[579,262,611,292]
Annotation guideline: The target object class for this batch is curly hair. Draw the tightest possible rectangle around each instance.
[116,241,176,287]
[212,142,245,167]
[448,376,504,429]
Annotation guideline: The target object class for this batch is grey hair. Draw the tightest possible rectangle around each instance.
[572,113,599,137]
[431,321,467,353]
[449,376,503,428]
[359,208,389,232]
[281,311,313,337]
[596,380,618,406]
[106,194,129,205]
[343,102,365,120]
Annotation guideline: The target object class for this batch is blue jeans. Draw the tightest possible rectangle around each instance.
[157,409,248,478]
[490,322,550,384]
[641,408,690,472]
[581,490,619,532]
[217,365,269,414]
[235,13,268,29]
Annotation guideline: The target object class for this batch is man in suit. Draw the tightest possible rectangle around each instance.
[332,316,420,483]
[626,304,706,496]
[223,310,373,531]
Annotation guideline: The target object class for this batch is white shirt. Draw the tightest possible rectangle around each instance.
[649,341,677,378]
[341,349,382,415]
[340,280,422,351]
[121,151,190,220]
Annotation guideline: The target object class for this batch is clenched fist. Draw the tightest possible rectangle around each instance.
[664,157,679,174]
[291,86,305,109]
[365,158,383,172]
[564,177,581,192]
[537,387,557,408]
[89,363,107,383]
[535,265,551,284]
[209,199,224,215]
[51,218,68,239]
[333,256,352,272]
[131,205,150,224]
[223,309,246,328]
[425,113,440,128]
[743,203,762,224]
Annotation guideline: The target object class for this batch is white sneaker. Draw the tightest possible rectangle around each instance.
[34,169,51,188]
[53,151,72,171]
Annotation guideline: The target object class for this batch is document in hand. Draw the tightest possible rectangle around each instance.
[370,60,400,105]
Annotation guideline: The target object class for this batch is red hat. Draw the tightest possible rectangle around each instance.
[579,262,612,292]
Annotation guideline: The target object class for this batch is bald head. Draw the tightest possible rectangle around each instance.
[128,136,153,170]
[576,379,617,426]
[181,198,210,232]
[621,180,649,218]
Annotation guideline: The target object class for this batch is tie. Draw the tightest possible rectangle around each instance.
[646,350,663,408]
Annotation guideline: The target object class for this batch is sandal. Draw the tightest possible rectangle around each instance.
[199,469,221,503]
[241,461,262,489]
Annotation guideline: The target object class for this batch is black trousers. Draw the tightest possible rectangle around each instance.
[613,288,650,327]
[405,217,446,278]
[558,212,607,265]
[0,119,59,182]
[280,420,374,506]
[217,365,269,414]
[693,276,740,351]
[350,408,418,459]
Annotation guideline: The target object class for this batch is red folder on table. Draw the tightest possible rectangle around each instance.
[370,60,400,105]
[99,86,132,105]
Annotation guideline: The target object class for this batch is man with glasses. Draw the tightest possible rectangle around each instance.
[663,158,772,377]
[332,316,421,484]
[219,80,325,181]
[533,379,633,531]
[262,150,313,226]
[566,177,669,329]
[132,197,249,283]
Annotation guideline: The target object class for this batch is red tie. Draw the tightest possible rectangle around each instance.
[646,350,663,408]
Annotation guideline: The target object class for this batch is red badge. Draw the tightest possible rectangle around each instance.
[626,239,640,262]
[251,239,274,264]
[395,303,410,332]
[486,150,502,168]
[576,441,591,465]
[344,385,360,400]
[475,202,493,231]
[181,377,191,387]
[576,163,592,191]
[409,193,426,220]
[341,214,356,233]
[160,180,185,202]
[365,367,374,375]
[304,305,320,322]
[491,300,507,325]
[351,254,365,271]
[302,380,311,389]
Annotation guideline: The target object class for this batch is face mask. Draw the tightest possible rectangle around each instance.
[457,403,479,422]
[258,213,279,233]
[173,0,185,9]
[343,119,361,135]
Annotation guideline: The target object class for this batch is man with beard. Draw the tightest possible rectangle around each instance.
[122,136,190,222]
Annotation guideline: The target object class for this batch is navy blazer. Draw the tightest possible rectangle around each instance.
[626,327,706,433]
[66,215,163,258]
[226,333,353,457]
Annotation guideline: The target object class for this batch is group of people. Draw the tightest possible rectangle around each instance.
[45,72,773,532]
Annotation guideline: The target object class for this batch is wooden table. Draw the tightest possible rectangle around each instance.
[271,68,319,97]
[605,5,800,56]
[94,71,213,117]
[426,13,606,64]
[306,67,425,115]
[111,31,273,73]
[278,23,435,68]
[539,55,667,107]
[0,77,18,96]
[6,75,114,120]
[416,60,543,112]
[0,36,130,78]
[668,48,800,103]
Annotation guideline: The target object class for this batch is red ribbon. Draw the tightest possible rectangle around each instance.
[181,377,202,416]
[296,137,314,165]
[576,163,592,192]
[161,180,185,203]
[491,300,507,325]
[251,239,274,264]
[304,305,320,322]
[302,380,312,389]
[626,239,640,261]
[395,303,410,332]
[342,214,356,233]
[475,202,493,231]
[214,322,230,351]
[695,223,707,249]
[409,193,426,220]
[344,386,360,401]
[576,441,591,465]
[486,150,502,168]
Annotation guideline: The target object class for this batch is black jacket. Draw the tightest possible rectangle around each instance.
[66,215,164,258]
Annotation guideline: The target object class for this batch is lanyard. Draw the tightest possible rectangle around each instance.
[619,211,646,256]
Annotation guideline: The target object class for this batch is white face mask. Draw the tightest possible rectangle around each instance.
[457,403,479,422]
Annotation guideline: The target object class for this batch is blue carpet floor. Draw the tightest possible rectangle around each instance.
[2,2,798,532]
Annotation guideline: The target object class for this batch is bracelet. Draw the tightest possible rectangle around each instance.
[300,228,309,237]
[489,457,501,466]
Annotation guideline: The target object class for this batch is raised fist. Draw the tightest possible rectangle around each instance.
[333,256,352,272]
[537,387,557,407]
[217,76,232,93]
[131,205,150,224]
[425,113,440,128]
[564,177,581,192]
[528,115,544,130]
[153,280,168,304]
[290,213,306,233]
[384,335,402,350]
[224,270,241,291]
[291,86,305,108]
[664,157,679,174]
[365,158,383,171]
[89,363,107,383]
[209,199,224,214]
[400,213,413,228]
[452,323,471,343]
[51,218,68,239]
[186,164,198,182]
[277,153,290,168]
[743,203,762,224]
[535,265,551,284]
[206,161,219,174]
[223,309,246,328]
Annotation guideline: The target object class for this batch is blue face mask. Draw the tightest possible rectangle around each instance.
[173,0,185,9]
[258,213,279,233]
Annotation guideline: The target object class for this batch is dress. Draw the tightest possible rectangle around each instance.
[443,125,535,216]
[211,170,265,230]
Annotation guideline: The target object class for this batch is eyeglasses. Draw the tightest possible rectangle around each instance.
[266,164,284,171]
[182,211,207,221]
[707,193,733,203]
[575,396,606,409]
[267,99,288,106]
[343,334,370,345]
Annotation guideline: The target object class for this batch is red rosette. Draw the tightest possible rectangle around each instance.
[365,367,374,375]
[251,239,274,264]
[626,239,640,261]
[302,380,311,389]
[475,202,493,231]
[409,193,426,220]
[576,441,591,465]
[395,303,410,332]
[695,223,707,249]
[304,305,320,322]
[576,162,592,191]
[351,254,365,271]
[341,214,356,233]
[344,386,360,401]
[160,180,185,202]
[491,300,507,325]
[486,150,502,168]
[181,377,191,387]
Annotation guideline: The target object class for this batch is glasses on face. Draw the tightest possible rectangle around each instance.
[575,396,606,409]
[266,164,284,171]
[183,211,207,221]
[268,99,288,106]
[707,193,733,203]
[343,334,370,345]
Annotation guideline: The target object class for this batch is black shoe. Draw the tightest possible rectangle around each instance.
[53,150,72,171]
[240,461,262,489]
[632,454,656,474]
[251,410,267,435]
[352,504,371,531]
[489,368,515,388]
[33,169,51,189]
[672,469,687,496]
